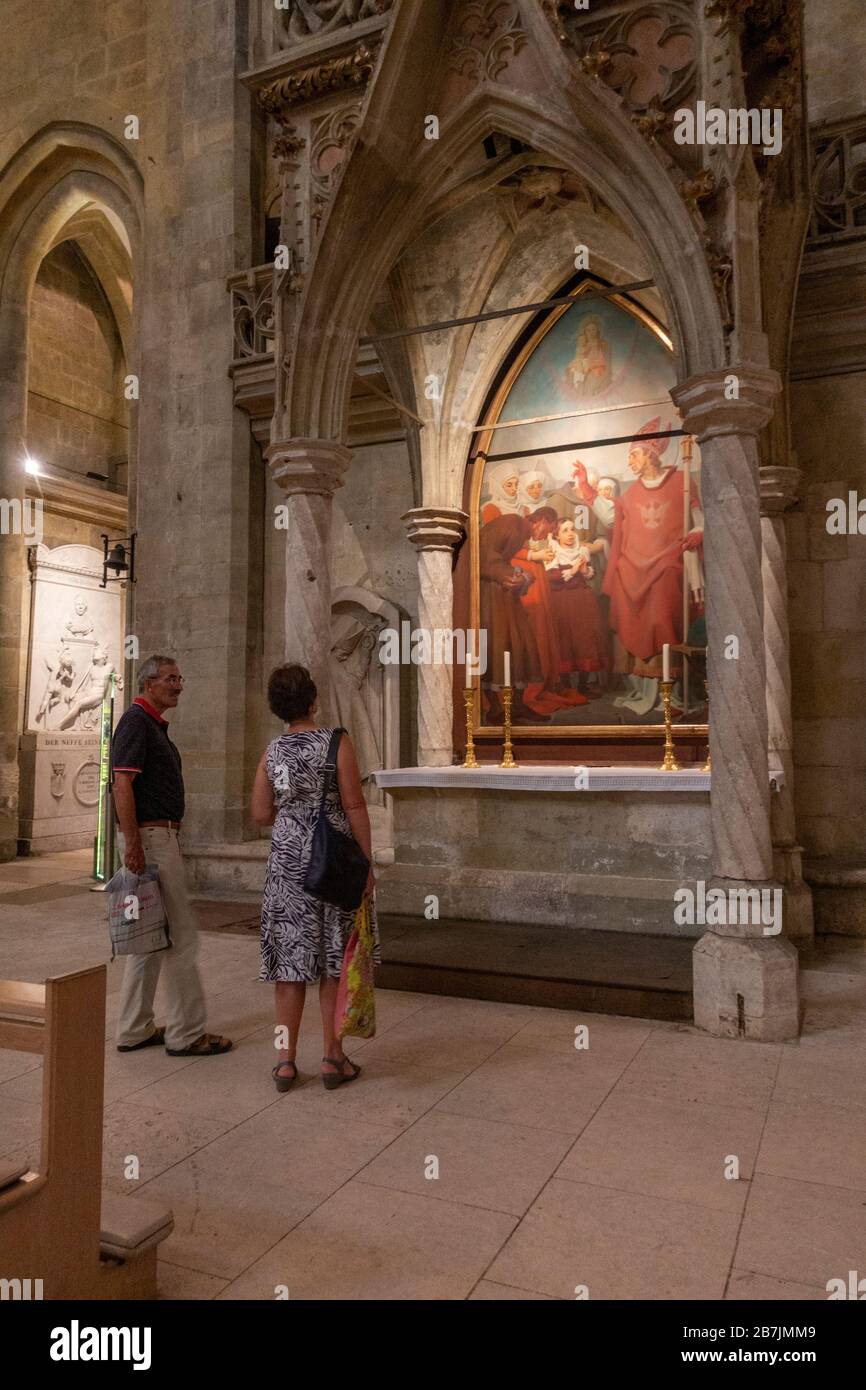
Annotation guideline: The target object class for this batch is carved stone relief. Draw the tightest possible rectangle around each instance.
[26,545,124,734]
[446,0,528,82]
[273,0,393,51]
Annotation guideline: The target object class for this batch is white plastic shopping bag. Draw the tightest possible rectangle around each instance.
[107,865,171,961]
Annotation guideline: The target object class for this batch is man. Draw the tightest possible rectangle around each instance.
[573,419,703,711]
[479,507,559,723]
[112,654,232,1056]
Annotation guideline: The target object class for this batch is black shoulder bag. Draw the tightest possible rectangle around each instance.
[303,727,370,911]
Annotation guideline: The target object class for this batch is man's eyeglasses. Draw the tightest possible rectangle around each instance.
[161,675,184,686]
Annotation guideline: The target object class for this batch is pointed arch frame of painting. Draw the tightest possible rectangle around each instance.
[464,278,709,743]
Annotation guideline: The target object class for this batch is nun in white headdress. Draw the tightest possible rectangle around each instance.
[481,462,523,524]
[518,468,548,516]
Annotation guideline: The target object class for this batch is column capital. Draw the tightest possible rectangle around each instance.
[759,464,802,516]
[671,367,782,441]
[402,506,467,551]
[266,437,352,496]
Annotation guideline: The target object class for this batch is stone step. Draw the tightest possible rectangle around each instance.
[375,863,698,937]
[376,914,693,1022]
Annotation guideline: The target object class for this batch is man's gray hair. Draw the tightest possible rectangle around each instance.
[138,654,177,693]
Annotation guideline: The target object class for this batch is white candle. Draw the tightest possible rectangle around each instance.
[465,658,472,689]
[662,643,671,683]
[504,650,511,687]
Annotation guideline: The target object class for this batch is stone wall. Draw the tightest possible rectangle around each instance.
[804,0,866,123]
[27,242,127,483]
[133,0,255,847]
[788,371,866,860]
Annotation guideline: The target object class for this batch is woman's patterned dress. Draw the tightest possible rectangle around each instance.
[259,728,380,983]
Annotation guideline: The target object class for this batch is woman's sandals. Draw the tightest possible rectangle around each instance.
[321,1055,361,1090]
[272,1060,299,1093]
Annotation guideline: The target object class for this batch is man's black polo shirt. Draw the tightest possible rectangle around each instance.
[111,697,185,824]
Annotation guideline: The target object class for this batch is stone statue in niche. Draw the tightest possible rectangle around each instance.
[329,610,387,806]
[58,645,123,731]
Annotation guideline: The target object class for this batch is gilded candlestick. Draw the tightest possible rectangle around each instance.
[500,686,518,768]
[659,680,680,771]
[462,687,479,768]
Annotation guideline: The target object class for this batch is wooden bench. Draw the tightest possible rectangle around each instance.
[0,966,172,1299]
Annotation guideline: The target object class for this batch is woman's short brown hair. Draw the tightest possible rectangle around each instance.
[268,664,317,723]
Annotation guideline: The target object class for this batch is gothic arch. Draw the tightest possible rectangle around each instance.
[0,123,143,859]
[285,0,724,446]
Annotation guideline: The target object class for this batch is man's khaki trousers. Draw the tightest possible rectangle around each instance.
[116,826,206,1052]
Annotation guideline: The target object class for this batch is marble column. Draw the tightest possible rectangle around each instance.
[760,463,814,941]
[671,368,799,1041]
[266,437,352,725]
[402,506,467,767]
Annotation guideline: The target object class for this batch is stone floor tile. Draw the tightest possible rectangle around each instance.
[557,1091,762,1213]
[0,1094,43,1158]
[615,1027,780,1112]
[157,1260,229,1300]
[355,1109,572,1215]
[756,1095,866,1190]
[725,1270,827,1301]
[138,1105,400,1280]
[488,1177,739,1300]
[285,1055,468,1132]
[350,997,535,1072]
[433,1042,621,1135]
[100,1100,235,1193]
[469,1280,557,1300]
[216,1181,517,1300]
[734,1172,866,1291]
[774,1045,866,1114]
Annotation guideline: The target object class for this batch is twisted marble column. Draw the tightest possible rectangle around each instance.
[671,369,799,1039]
[266,437,352,724]
[402,507,467,767]
[760,464,814,940]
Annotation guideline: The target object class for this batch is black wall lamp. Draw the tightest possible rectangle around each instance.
[101,532,136,588]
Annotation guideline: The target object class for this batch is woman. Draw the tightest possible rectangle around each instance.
[252,663,378,1093]
[567,315,611,398]
[481,463,522,524]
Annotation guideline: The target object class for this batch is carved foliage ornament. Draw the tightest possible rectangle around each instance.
[447,0,528,83]
[259,40,378,115]
[275,0,393,49]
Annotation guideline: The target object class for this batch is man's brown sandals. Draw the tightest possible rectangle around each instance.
[117,1027,166,1053]
[166,1033,233,1057]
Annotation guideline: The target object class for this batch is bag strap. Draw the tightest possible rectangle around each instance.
[317,727,345,813]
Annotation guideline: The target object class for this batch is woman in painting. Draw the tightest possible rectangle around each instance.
[544,517,610,692]
[567,314,611,398]
[481,463,523,524]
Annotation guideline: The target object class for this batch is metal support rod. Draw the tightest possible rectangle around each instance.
[474,428,686,466]
[352,372,426,427]
[469,395,674,433]
[359,279,655,346]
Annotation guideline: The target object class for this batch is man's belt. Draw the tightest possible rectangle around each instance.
[138,819,182,831]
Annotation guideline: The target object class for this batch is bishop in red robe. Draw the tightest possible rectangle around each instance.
[573,419,703,678]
